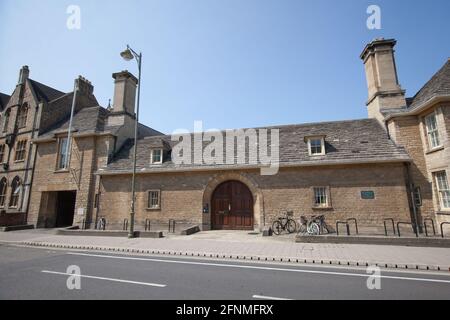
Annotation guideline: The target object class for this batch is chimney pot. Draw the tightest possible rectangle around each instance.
[18,65,30,84]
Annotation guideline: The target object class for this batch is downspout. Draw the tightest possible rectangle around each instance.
[404,162,420,234]
[21,102,41,221]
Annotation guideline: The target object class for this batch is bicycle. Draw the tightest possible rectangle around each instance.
[314,215,330,235]
[272,211,297,235]
[298,215,330,235]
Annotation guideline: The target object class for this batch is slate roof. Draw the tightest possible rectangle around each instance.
[101,118,411,173]
[37,106,163,139]
[29,79,66,102]
[406,59,450,110]
[0,92,10,111]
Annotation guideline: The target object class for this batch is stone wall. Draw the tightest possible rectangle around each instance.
[98,163,412,231]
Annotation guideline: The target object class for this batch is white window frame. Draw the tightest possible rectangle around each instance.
[56,137,69,170]
[14,140,27,162]
[307,137,325,156]
[150,149,163,164]
[313,186,330,208]
[147,190,161,210]
[434,171,450,210]
[424,112,442,150]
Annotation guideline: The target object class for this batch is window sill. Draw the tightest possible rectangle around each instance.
[54,169,70,173]
[146,207,161,211]
[13,160,25,163]
[312,206,333,211]
[436,210,450,215]
[426,146,444,155]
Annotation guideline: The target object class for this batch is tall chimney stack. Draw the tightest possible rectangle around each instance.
[18,65,30,84]
[111,70,138,115]
[360,38,406,123]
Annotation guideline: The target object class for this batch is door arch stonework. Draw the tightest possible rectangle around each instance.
[202,172,264,231]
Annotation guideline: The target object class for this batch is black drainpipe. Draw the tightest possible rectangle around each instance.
[404,162,421,233]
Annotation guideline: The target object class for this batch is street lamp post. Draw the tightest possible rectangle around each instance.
[120,45,142,238]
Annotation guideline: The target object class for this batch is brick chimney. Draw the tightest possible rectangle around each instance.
[360,38,406,123]
[18,65,29,84]
[75,75,94,95]
[111,70,137,115]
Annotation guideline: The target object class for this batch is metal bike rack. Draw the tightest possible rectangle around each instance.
[144,219,151,231]
[423,218,436,237]
[123,219,129,231]
[169,219,176,233]
[383,218,396,236]
[346,218,359,235]
[397,221,418,238]
[440,222,450,238]
[336,221,350,236]
[81,219,86,230]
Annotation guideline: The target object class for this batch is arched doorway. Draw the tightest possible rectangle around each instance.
[211,180,254,230]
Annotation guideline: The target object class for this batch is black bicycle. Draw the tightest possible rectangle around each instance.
[272,211,297,235]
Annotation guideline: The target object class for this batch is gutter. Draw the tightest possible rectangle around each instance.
[384,95,450,121]
[31,131,115,143]
[95,157,412,176]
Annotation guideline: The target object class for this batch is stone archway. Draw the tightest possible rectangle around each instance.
[211,180,253,230]
[202,172,264,231]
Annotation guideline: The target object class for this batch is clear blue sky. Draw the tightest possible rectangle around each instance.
[1,0,449,134]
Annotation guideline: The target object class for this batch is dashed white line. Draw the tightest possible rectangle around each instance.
[66,252,450,284]
[41,270,166,287]
[253,294,292,300]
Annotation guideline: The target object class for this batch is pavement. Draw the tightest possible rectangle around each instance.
[1,245,450,300]
[1,229,450,271]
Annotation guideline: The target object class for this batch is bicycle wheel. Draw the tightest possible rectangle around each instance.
[298,224,308,235]
[272,221,283,235]
[308,222,320,235]
[320,224,330,235]
[286,219,297,234]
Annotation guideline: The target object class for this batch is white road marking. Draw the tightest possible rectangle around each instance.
[41,270,166,287]
[253,294,292,300]
[66,252,450,285]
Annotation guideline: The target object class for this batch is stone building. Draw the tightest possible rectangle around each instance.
[2,38,448,233]
[0,67,98,226]
[27,71,161,228]
[95,38,449,232]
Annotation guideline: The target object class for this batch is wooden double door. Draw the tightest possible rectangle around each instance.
[211,181,254,230]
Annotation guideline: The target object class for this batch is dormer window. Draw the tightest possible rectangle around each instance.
[150,149,163,164]
[306,136,326,156]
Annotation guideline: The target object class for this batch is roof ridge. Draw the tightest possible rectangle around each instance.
[141,118,377,140]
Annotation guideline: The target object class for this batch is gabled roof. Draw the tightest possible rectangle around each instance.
[407,59,450,110]
[102,118,411,174]
[28,79,66,102]
[36,105,163,140]
[0,92,10,111]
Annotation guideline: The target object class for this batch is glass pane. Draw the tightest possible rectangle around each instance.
[58,138,68,168]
